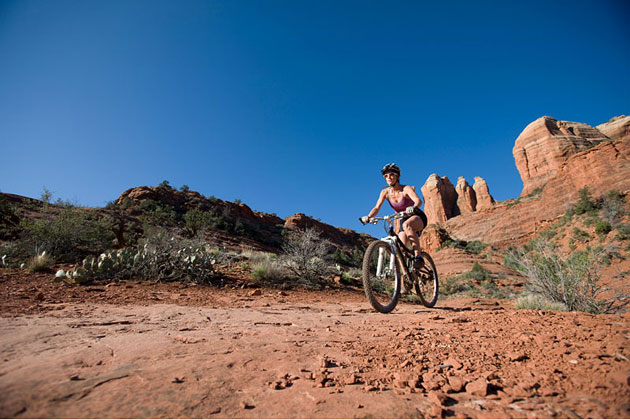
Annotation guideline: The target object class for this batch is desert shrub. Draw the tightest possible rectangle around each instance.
[281,228,332,286]
[601,190,625,224]
[442,276,472,296]
[514,294,569,311]
[615,224,630,241]
[158,180,173,189]
[331,247,364,268]
[465,241,488,255]
[0,195,21,239]
[19,207,114,261]
[27,251,54,272]
[508,241,630,314]
[469,262,490,281]
[539,229,557,240]
[595,220,612,236]
[180,184,190,193]
[138,200,178,227]
[572,227,591,243]
[442,239,487,255]
[250,253,286,284]
[572,187,599,216]
[183,208,210,237]
[506,198,521,208]
[40,187,53,203]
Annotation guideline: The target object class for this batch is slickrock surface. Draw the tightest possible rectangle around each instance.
[0,275,628,419]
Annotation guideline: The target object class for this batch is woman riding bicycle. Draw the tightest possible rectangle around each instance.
[361,163,428,268]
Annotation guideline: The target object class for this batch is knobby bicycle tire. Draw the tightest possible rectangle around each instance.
[362,240,401,313]
[413,251,439,307]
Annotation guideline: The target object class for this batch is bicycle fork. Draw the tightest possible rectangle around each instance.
[376,242,410,292]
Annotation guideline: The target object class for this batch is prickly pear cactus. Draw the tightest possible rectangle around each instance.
[59,230,216,284]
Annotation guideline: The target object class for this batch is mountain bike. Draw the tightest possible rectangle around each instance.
[359,212,438,313]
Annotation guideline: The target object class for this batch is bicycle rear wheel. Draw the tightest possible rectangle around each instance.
[362,240,400,313]
[413,251,439,307]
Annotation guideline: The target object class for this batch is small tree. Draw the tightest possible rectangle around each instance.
[281,228,331,285]
[40,186,52,203]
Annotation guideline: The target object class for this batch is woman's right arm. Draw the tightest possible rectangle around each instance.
[367,189,387,218]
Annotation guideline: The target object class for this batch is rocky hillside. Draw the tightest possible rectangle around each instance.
[1,184,373,258]
[419,115,630,250]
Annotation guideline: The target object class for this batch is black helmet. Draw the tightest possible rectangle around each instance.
[381,163,401,176]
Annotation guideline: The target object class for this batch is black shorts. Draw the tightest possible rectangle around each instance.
[402,208,428,228]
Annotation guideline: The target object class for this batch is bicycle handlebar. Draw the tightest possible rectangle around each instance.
[358,211,406,226]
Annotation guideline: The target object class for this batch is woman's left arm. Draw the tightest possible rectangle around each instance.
[404,185,422,208]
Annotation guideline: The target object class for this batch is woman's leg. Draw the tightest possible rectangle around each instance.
[402,216,425,256]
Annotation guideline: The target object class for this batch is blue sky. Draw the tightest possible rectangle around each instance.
[1,0,628,233]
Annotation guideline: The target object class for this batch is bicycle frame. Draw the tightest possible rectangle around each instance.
[368,212,416,286]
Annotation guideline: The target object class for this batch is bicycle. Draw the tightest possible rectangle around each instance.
[359,211,439,313]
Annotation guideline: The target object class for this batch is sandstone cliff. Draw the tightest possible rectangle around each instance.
[512,116,611,197]
[421,115,630,251]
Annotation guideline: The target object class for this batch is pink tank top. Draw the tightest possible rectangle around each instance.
[387,187,415,212]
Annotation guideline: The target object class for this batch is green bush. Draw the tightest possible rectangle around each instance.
[138,200,178,227]
[19,207,114,262]
[0,195,21,239]
[595,220,612,236]
[470,262,490,281]
[183,208,210,237]
[615,224,630,241]
[572,227,591,243]
[332,247,364,268]
[573,187,599,216]
[507,241,629,314]
[442,276,472,295]
[465,241,488,254]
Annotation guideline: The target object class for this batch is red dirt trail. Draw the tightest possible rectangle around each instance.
[0,271,629,419]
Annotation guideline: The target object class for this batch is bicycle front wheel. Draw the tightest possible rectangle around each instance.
[413,251,439,307]
[362,240,400,313]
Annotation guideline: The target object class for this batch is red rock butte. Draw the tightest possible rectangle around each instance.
[420,115,630,250]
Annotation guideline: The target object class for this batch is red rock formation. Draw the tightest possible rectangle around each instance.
[455,177,477,214]
[421,174,457,224]
[596,115,630,143]
[512,116,609,196]
[284,213,372,249]
[472,177,495,210]
[437,115,630,251]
